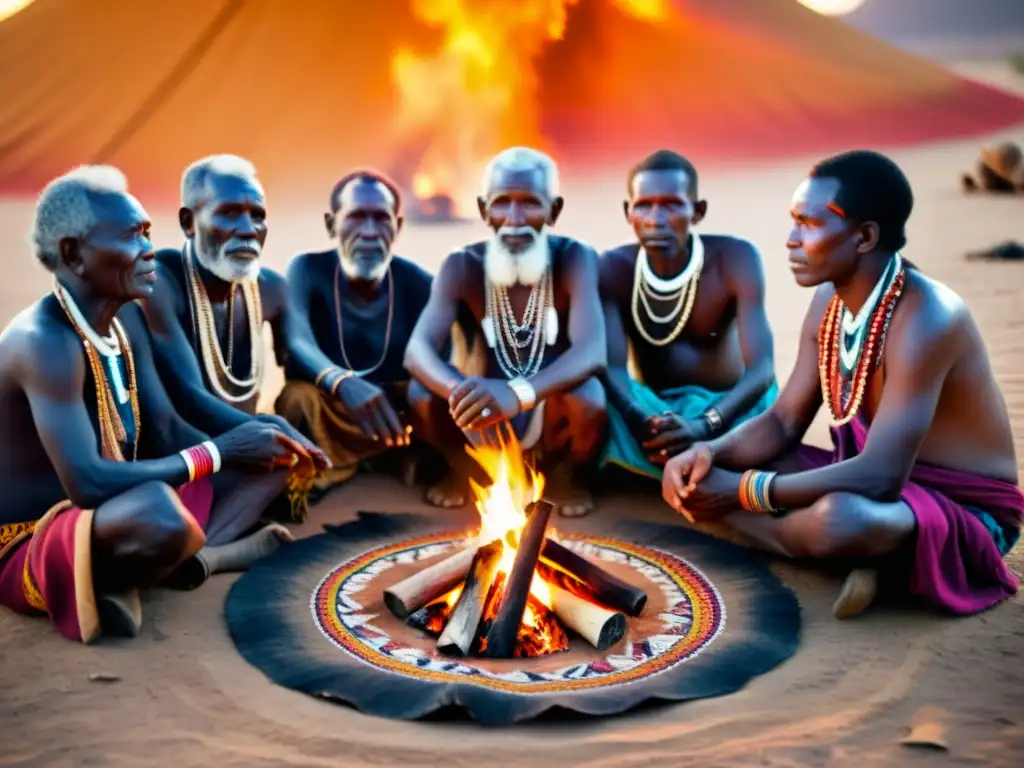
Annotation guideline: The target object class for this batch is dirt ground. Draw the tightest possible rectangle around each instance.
[1,61,1022,768]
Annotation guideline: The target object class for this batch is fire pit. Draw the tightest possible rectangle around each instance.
[224,443,802,724]
[384,448,646,659]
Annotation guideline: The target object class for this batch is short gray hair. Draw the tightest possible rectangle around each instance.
[481,146,559,202]
[30,165,130,271]
[181,154,263,210]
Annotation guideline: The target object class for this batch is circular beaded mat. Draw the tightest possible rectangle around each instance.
[227,511,800,724]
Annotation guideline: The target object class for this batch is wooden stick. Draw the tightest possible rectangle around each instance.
[548,582,626,650]
[384,544,477,619]
[539,538,648,617]
[437,539,503,657]
[481,499,554,658]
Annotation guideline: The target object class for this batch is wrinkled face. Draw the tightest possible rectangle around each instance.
[625,169,706,257]
[786,177,872,287]
[477,167,563,287]
[326,179,401,283]
[60,191,156,301]
[184,173,267,283]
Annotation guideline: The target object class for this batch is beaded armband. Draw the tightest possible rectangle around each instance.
[180,441,222,483]
[328,369,355,396]
[314,366,341,388]
[738,470,779,515]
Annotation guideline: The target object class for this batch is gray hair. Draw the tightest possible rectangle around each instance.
[30,165,130,271]
[181,154,263,210]
[481,146,559,202]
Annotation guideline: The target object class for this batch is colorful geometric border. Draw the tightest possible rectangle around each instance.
[311,532,725,693]
[226,511,801,724]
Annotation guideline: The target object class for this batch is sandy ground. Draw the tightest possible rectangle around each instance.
[1,62,1023,767]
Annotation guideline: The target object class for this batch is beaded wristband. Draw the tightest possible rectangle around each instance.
[739,470,778,515]
[179,442,222,483]
[315,366,340,388]
[329,369,355,396]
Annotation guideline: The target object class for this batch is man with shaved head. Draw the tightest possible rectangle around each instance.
[140,155,328,519]
[274,169,435,492]
[404,146,608,517]
[0,166,313,643]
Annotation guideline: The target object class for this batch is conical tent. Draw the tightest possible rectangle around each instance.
[0,0,1020,204]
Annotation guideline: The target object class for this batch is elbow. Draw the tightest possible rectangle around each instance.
[584,341,608,379]
[853,458,905,503]
[403,342,425,380]
[64,469,110,511]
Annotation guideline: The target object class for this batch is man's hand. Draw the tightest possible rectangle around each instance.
[662,443,715,518]
[336,377,410,447]
[642,412,709,465]
[213,421,304,473]
[254,414,331,471]
[448,378,521,431]
[672,466,744,522]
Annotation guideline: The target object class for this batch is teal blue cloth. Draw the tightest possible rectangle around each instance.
[965,505,1021,556]
[601,379,779,480]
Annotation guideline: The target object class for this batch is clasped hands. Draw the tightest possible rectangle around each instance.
[633,410,709,466]
[660,443,745,523]
[448,377,521,432]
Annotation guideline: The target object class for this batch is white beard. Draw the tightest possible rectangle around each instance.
[338,247,390,283]
[484,226,550,287]
[193,236,261,284]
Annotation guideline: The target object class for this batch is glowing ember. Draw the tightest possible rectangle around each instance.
[390,0,669,211]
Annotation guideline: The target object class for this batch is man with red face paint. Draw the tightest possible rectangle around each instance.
[599,150,777,481]
[274,170,436,494]
[404,147,608,517]
[0,166,312,643]
[662,150,1022,619]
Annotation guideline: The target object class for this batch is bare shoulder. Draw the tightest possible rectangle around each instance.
[705,234,764,282]
[0,299,84,397]
[889,269,969,354]
[437,243,480,283]
[598,243,638,297]
[285,249,334,282]
[804,283,837,340]
[557,234,599,263]
[390,254,435,289]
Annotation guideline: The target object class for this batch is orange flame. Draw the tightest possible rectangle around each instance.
[391,0,669,208]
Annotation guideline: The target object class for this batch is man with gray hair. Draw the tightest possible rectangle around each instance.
[0,165,311,643]
[140,154,328,520]
[405,146,608,517]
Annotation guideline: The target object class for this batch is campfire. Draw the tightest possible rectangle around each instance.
[384,445,647,659]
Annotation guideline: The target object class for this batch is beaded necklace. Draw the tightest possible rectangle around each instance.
[818,255,906,425]
[183,241,263,404]
[53,281,140,461]
[483,268,556,379]
[630,233,704,347]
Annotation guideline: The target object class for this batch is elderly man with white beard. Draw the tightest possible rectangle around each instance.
[273,169,437,493]
[405,147,608,517]
[142,155,329,516]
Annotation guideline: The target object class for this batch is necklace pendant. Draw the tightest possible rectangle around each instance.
[482,316,497,348]
[545,306,558,346]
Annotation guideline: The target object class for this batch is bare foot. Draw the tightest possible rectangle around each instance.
[425,472,470,508]
[544,469,596,518]
[200,523,295,574]
[833,568,878,619]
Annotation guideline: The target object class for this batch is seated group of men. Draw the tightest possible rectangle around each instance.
[0,144,1021,646]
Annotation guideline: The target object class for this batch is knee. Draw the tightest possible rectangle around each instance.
[126,482,202,564]
[557,378,608,433]
[800,492,904,560]
[274,381,321,426]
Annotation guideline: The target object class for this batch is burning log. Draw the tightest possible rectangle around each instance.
[480,500,554,658]
[548,583,626,651]
[437,540,503,657]
[539,538,648,617]
[383,544,478,619]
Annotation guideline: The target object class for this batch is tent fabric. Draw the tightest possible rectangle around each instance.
[0,0,1021,203]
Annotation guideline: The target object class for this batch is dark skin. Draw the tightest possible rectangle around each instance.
[404,166,607,515]
[282,179,433,448]
[661,176,1017,560]
[141,172,327,470]
[0,190,305,596]
[601,168,775,467]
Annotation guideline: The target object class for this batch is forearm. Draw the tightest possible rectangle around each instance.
[405,339,465,399]
[528,342,605,402]
[598,368,638,417]
[769,457,900,510]
[72,454,196,509]
[707,409,791,471]
[708,361,775,430]
[283,336,340,387]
